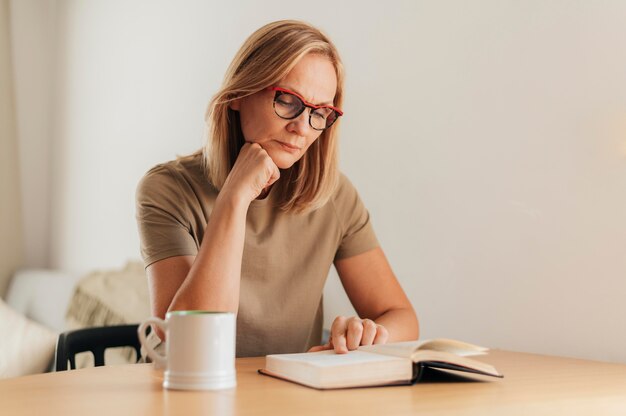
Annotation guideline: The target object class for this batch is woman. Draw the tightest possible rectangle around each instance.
[136,20,418,357]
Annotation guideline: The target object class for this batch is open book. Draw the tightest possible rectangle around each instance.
[260,338,503,389]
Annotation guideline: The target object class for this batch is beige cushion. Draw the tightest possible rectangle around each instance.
[0,298,57,378]
[65,261,151,367]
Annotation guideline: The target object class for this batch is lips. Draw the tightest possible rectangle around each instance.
[275,140,302,151]
[278,141,300,150]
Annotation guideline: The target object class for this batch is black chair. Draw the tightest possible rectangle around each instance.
[55,324,146,371]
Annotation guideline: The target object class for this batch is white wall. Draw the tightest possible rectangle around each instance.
[0,0,23,297]
[11,0,626,363]
[9,0,55,268]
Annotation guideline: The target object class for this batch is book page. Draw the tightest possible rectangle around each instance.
[358,338,488,358]
[269,350,405,367]
[417,339,488,356]
[358,341,425,358]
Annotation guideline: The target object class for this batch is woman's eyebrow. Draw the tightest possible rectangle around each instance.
[280,85,334,106]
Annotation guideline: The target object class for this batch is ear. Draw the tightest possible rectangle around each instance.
[229,98,241,111]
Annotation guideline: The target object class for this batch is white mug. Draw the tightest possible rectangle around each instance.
[138,311,236,390]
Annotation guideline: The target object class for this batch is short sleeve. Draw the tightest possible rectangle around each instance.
[332,174,379,261]
[135,165,199,267]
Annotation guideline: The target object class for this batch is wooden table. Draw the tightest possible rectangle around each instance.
[2,350,626,415]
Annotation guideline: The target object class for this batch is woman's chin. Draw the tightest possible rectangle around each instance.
[266,150,300,170]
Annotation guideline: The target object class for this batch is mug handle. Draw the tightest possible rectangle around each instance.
[138,317,168,368]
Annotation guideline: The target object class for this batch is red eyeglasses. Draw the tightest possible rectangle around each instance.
[269,87,343,131]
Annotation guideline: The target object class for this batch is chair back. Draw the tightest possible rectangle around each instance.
[55,324,143,371]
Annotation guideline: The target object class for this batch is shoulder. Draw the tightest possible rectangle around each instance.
[136,151,205,199]
[330,172,362,207]
[336,172,356,192]
[328,171,378,255]
[326,172,371,228]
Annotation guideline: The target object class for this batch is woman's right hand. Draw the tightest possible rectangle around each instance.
[220,142,280,205]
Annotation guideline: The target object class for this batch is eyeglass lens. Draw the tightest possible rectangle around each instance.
[274,91,338,130]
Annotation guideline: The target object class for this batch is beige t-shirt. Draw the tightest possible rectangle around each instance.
[135,152,379,357]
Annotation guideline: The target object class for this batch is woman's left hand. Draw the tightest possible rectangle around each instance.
[307,316,389,354]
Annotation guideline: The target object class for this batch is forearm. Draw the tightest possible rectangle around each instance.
[168,192,248,313]
[374,307,419,342]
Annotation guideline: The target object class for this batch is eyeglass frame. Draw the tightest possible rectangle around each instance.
[268,86,343,131]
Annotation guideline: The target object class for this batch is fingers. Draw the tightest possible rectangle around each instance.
[373,324,389,344]
[226,142,280,202]
[247,143,280,189]
[327,316,389,355]
[346,317,363,350]
[307,343,332,352]
[266,159,280,187]
[360,319,377,346]
[331,316,349,354]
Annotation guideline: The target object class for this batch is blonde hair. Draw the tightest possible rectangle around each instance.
[203,20,344,213]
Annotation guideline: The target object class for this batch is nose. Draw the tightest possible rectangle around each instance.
[286,109,310,136]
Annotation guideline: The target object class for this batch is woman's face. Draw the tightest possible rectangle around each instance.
[230,53,338,169]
